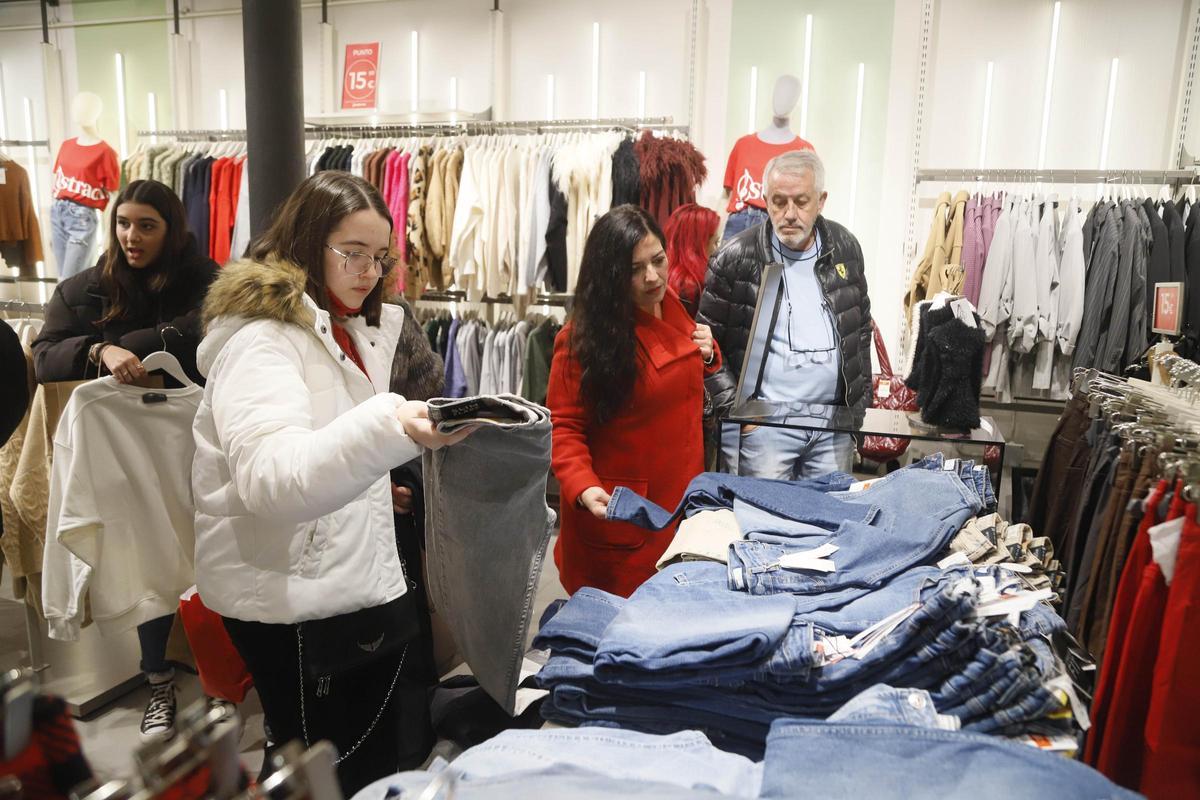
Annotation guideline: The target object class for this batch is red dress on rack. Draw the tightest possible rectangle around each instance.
[547,287,721,598]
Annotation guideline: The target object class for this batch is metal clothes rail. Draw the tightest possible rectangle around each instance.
[915,167,1199,184]
[0,299,46,315]
[136,116,685,142]
[418,290,573,307]
[0,139,50,148]
[0,276,59,285]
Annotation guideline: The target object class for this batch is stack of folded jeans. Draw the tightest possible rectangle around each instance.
[353,685,1135,800]
[532,455,1082,757]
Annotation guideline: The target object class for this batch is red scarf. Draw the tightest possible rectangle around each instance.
[328,294,368,378]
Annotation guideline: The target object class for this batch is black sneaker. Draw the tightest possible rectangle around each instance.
[140,680,177,742]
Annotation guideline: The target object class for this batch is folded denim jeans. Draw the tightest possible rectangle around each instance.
[606,470,859,532]
[592,563,817,687]
[357,763,760,800]
[532,587,624,660]
[728,506,963,597]
[441,727,763,796]
[758,718,1139,800]
[423,394,556,713]
[827,683,960,730]
[427,393,546,432]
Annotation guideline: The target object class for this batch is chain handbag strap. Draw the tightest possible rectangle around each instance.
[297,626,409,766]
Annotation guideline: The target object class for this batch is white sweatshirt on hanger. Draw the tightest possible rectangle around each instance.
[42,378,201,641]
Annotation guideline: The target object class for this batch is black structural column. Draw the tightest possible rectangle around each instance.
[242,0,306,239]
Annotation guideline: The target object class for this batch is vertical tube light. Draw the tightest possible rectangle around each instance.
[410,31,419,114]
[591,22,600,119]
[800,14,813,139]
[638,70,646,119]
[747,66,759,134]
[148,92,158,145]
[546,74,555,121]
[847,63,865,228]
[218,88,229,130]
[1036,1,1062,170]
[978,61,994,169]
[114,53,129,159]
[1098,57,1119,170]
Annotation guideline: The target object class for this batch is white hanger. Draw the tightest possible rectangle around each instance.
[140,326,196,387]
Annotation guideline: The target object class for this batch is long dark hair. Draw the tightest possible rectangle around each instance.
[570,204,666,425]
[248,172,394,326]
[98,179,191,324]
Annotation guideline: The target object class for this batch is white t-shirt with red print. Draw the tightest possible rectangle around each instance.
[723,134,815,214]
[52,138,120,210]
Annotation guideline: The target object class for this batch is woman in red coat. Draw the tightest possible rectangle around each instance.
[548,204,722,597]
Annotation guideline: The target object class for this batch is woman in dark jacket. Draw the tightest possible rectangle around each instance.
[29,178,216,743]
[33,179,218,386]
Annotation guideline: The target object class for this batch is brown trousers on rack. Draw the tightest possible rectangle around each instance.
[1026,393,1094,556]
[1067,445,1137,635]
[1080,447,1160,660]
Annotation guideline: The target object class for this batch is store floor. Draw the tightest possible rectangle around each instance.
[2,535,569,783]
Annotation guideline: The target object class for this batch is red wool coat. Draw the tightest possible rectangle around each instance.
[547,289,722,597]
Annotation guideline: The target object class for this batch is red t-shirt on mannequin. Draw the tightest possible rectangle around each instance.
[723,134,814,214]
[52,138,119,210]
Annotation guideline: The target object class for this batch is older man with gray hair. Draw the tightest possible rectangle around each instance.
[698,148,873,479]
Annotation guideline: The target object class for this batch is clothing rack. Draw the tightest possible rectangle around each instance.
[417,290,572,306]
[0,275,58,284]
[0,299,45,314]
[0,139,49,148]
[915,167,1199,185]
[137,116,686,142]
[1160,353,1200,389]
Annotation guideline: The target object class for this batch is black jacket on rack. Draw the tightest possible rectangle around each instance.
[1186,202,1200,337]
[545,173,569,293]
[1144,197,1170,327]
[906,303,986,431]
[0,320,28,448]
[697,216,872,416]
[32,234,219,385]
[611,138,641,208]
[1162,199,1187,284]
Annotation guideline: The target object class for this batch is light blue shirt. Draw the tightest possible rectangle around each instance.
[759,230,841,404]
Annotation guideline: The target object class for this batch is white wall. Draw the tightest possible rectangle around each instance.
[177,0,695,128]
[870,0,1195,364]
[0,1,78,272]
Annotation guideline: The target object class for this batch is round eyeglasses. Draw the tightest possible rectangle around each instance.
[326,245,397,276]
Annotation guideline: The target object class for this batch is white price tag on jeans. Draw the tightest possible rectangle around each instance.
[0,168,6,185]
[937,551,972,570]
[777,543,838,572]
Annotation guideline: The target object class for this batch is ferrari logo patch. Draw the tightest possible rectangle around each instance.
[836,263,848,280]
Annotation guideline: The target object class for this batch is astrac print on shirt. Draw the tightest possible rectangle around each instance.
[52,139,120,210]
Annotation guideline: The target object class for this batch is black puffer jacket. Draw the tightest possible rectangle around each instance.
[697,217,872,415]
[32,234,219,384]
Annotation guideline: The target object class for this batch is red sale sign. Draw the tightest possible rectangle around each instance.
[1153,282,1185,336]
[341,42,380,110]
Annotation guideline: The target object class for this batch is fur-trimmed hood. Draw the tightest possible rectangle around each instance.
[202,257,315,331]
[196,257,405,384]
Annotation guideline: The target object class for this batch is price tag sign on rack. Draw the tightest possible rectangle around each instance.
[1153,282,1185,336]
[341,43,380,110]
